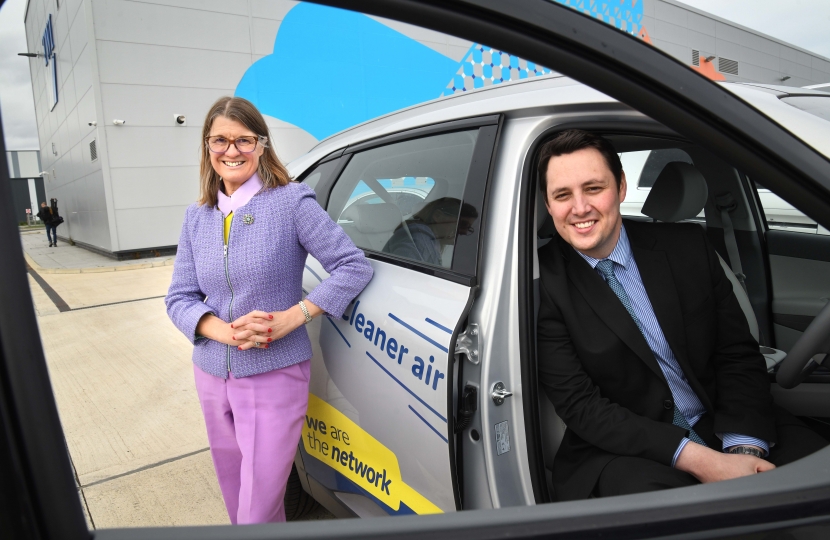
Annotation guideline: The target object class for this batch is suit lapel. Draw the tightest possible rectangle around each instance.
[562,238,666,383]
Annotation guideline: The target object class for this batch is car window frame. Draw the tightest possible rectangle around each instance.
[320,115,501,286]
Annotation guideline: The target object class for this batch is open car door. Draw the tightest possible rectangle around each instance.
[298,119,499,515]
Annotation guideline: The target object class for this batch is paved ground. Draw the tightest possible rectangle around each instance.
[21,230,175,272]
[21,230,334,529]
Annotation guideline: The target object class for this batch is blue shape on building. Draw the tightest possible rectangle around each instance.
[553,0,645,34]
[235,3,459,141]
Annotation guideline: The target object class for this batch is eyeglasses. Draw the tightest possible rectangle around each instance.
[205,135,267,154]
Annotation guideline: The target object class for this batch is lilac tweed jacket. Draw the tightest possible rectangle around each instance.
[166,182,373,379]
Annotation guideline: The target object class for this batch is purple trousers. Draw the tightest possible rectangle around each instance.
[194,361,310,524]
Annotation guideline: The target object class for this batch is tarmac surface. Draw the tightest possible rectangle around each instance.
[20,229,334,529]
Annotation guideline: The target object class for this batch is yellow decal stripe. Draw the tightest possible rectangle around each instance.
[302,394,443,515]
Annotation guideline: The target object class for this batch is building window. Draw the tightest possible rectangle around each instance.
[692,49,700,67]
[89,139,98,162]
[719,57,739,75]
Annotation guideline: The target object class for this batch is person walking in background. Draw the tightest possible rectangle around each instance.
[36,201,58,247]
[165,96,373,524]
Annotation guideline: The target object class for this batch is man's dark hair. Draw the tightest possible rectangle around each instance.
[537,129,623,195]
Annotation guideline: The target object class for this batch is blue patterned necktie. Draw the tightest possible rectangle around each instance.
[596,259,707,447]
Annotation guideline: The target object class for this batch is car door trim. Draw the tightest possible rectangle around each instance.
[344,114,500,155]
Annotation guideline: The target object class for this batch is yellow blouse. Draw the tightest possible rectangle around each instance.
[224,212,233,244]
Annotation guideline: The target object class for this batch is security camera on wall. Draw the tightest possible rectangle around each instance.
[112,119,126,125]
[174,114,186,126]
[88,121,97,126]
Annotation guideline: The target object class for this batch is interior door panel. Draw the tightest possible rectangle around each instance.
[766,230,830,351]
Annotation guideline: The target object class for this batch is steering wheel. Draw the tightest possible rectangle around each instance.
[776,300,830,389]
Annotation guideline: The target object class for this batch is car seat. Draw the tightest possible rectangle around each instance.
[340,202,405,252]
[642,162,786,369]
[534,194,568,496]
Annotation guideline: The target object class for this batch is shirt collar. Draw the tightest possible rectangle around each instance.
[575,223,632,270]
[217,172,262,216]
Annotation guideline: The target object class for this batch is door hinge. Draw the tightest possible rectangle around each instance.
[455,323,479,364]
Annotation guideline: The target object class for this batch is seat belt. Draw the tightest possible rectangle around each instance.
[715,193,747,293]
[363,177,424,262]
[716,194,774,347]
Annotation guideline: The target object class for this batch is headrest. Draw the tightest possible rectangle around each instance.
[641,162,708,222]
[536,193,557,239]
[353,203,403,234]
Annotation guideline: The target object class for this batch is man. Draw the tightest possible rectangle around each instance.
[36,201,58,247]
[536,129,826,501]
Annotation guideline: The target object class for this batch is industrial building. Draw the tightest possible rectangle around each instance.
[6,149,44,224]
[21,0,830,257]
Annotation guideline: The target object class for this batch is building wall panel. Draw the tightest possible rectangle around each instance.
[95,41,249,89]
[685,11,715,36]
[131,0,251,16]
[115,205,191,250]
[105,126,203,169]
[99,84,232,128]
[110,166,199,211]
[251,0,299,20]
[92,0,252,54]
[69,5,88,66]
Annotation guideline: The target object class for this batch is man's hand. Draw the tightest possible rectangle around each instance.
[675,441,775,483]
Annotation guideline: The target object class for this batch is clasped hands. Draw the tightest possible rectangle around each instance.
[196,301,321,351]
[228,309,306,350]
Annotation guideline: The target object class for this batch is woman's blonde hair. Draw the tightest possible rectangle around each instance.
[198,96,291,207]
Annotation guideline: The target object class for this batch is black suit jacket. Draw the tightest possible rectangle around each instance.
[537,220,775,501]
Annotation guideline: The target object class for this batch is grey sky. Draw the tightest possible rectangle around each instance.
[676,0,830,59]
[0,0,38,150]
[1,0,830,151]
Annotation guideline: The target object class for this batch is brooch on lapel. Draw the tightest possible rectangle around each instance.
[242,214,255,225]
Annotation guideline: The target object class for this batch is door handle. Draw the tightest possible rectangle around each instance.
[491,381,513,405]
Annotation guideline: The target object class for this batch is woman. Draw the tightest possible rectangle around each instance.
[165,96,372,524]
[36,201,58,247]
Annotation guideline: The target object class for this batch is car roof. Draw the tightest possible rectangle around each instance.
[288,74,623,171]
[730,82,830,97]
[287,74,830,174]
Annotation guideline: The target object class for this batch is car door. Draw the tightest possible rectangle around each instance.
[4,1,830,539]
[297,119,498,516]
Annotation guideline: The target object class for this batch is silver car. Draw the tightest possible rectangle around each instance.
[288,74,830,518]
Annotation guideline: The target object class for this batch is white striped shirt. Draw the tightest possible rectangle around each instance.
[577,225,768,465]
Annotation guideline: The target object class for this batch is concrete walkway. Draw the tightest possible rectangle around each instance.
[22,231,333,529]
[21,229,175,273]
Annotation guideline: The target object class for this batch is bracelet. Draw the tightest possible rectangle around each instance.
[298,300,313,324]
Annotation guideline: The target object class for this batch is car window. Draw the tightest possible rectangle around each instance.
[342,177,437,217]
[619,148,697,219]
[327,130,479,269]
[299,158,341,191]
[754,182,826,234]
